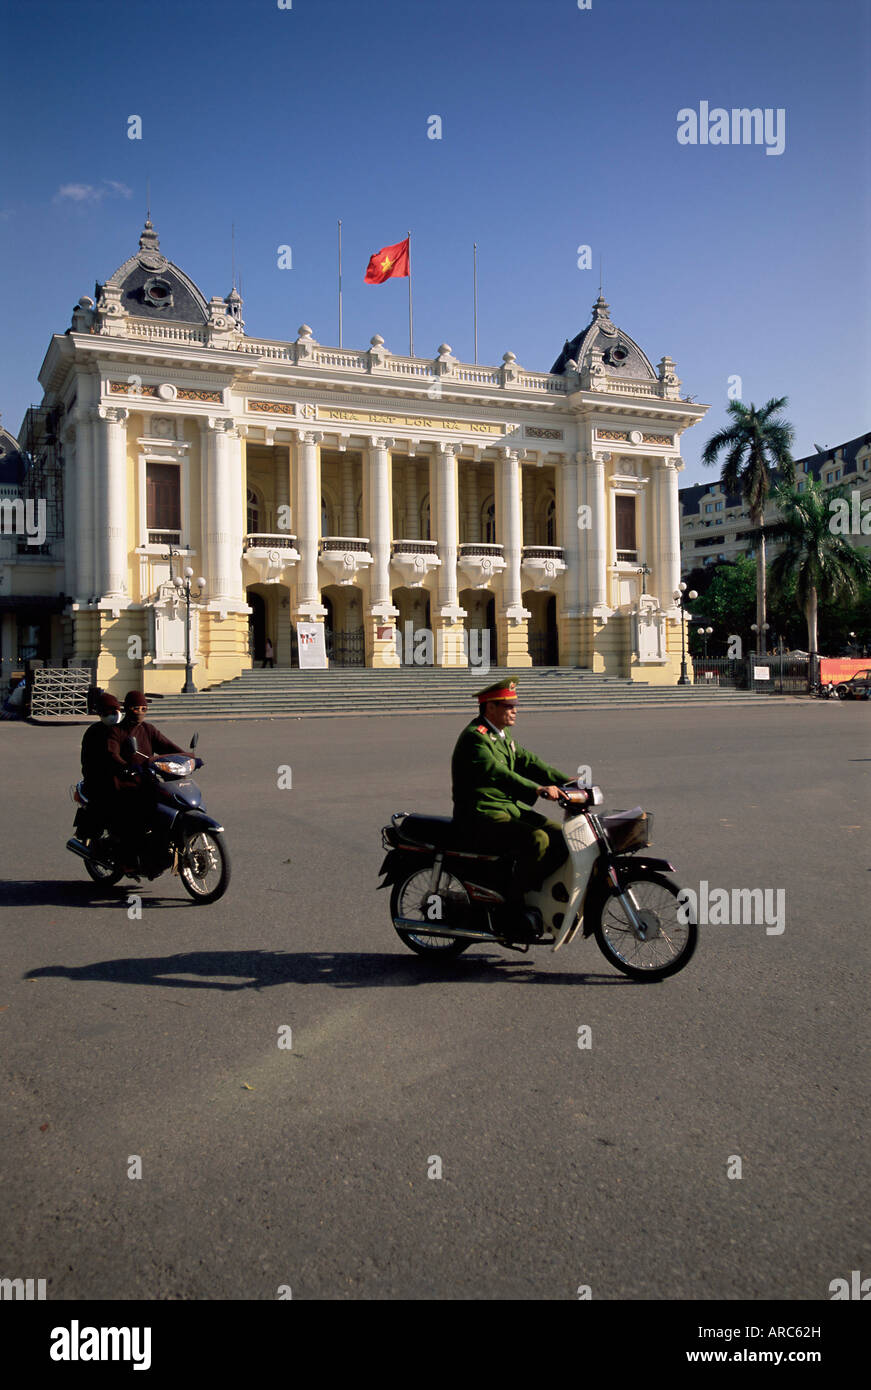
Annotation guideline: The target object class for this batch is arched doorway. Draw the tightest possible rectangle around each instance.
[460,589,496,669]
[323,585,364,666]
[247,590,266,663]
[392,587,432,665]
[525,591,559,666]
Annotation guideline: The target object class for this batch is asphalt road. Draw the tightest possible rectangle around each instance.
[1,702,869,1300]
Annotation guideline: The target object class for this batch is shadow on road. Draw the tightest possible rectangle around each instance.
[3,880,195,910]
[23,949,632,991]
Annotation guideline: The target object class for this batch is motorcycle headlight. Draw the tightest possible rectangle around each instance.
[152,756,195,777]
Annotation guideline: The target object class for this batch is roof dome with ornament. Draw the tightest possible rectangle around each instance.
[550,294,657,380]
[94,217,210,324]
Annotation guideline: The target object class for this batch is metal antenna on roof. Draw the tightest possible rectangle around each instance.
[232,222,237,291]
[599,256,603,297]
[146,178,151,223]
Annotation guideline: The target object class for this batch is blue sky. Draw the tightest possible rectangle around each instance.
[1,0,868,482]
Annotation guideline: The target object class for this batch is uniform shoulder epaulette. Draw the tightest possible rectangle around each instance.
[475,724,489,734]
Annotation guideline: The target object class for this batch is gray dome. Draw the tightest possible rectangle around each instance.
[96,218,209,324]
[551,294,656,379]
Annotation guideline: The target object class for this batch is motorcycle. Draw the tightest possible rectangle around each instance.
[379,784,697,981]
[66,733,231,904]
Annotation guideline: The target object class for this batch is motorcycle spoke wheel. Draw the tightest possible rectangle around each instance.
[390,869,471,957]
[179,831,230,903]
[83,833,125,886]
[594,869,697,981]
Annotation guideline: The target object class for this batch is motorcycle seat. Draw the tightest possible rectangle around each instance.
[397,815,501,860]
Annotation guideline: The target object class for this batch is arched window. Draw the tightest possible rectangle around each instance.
[247,486,261,535]
[481,496,496,543]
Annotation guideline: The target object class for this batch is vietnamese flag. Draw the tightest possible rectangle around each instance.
[364,237,410,284]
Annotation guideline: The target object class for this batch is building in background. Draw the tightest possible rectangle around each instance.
[0,415,65,689]
[12,218,710,695]
[680,432,871,573]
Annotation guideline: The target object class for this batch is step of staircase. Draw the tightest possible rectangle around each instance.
[150,667,777,719]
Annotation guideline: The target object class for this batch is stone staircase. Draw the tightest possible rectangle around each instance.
[151,667,776,719]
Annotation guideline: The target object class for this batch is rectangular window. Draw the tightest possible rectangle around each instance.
[147,463,181,532]
[705,503,713,513]
[615,494,637,560]
[716,501,724,510]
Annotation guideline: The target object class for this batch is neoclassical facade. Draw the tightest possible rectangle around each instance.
[19,219,709,692]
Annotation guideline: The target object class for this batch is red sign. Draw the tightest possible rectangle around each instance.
[819,658,870,685]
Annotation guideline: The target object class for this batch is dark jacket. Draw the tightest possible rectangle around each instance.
[451,719,570,822]
[110,720,186,765]
[81,721,128,799]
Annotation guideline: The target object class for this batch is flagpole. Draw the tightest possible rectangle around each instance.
[473,242,478,364]
[407,229,414,358]
[338,219,343,348]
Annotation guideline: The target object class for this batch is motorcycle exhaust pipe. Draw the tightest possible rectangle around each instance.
[392,916,501,943]
[66,837,115,871]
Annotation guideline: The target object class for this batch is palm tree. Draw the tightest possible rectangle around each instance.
[701,398,795,650]
[766,481,871,655]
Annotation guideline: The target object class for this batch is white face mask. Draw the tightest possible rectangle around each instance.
[101,712,122,726]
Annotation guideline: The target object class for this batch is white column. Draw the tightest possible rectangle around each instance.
[558,455,580,616]
[587,450,608,613]
[498,446,527,617]
[96,404,129,599]
[204,417,246,609]
[657,457,683,612]
[367,436,394,610]
[434,441,462,615]
[63,427,78,602]
[294,429,325,616]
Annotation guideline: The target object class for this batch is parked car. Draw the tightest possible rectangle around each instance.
[834,668,871,700]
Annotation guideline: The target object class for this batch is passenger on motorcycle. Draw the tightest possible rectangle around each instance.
[108,691,188,859]
[451,679,572,905]
[80,691,125,825]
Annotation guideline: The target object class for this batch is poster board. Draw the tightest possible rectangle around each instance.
[297,622,328,670]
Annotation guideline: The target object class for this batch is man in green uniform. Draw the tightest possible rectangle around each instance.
[451,680,572,922]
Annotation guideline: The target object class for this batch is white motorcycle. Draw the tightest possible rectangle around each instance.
[379,785,697,981]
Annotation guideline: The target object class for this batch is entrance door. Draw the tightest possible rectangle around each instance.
[247,590,266,663]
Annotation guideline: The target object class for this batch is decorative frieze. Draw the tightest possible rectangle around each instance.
[642,433,673,446]
[177,388,223,403]
[526,427,564,440]
[596,429,631,442]
[249,400,298,415]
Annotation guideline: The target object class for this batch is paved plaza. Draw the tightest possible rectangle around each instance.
[1,702,868,1299]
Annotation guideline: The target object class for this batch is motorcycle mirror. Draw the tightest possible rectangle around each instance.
[190,732,199,750]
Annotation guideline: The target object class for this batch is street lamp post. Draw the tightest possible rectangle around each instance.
[174,567,206,694]
[697,625,713,660]
[673,582,698,685]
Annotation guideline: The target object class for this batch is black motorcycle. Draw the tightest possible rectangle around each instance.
[67,733,230,904]
[379,783,697,981]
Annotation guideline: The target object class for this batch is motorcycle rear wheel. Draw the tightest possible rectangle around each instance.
[83,832,125,887]
[390,868,472,957]
[593,867,697,981]
[179,830,231,904]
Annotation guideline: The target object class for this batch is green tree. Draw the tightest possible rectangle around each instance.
[690,556,756,650]
[701,398,795,649]
[766,481,871,655]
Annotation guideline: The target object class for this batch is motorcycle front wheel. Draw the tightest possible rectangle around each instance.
[592,867,697,981]
[390,868,472,957]
[179,830,231,904]
[83,831,125,887]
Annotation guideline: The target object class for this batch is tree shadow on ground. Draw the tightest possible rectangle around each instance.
[24,948,634,991]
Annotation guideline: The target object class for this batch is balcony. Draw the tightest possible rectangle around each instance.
[319,536,373,585]
[457,542,506,588]
[521,545,567,590]
[242,532,300,583]
[390,538,441,586]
